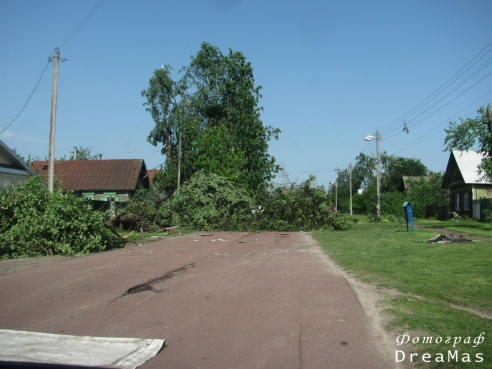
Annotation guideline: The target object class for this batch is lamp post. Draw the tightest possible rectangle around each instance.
[330,181,338,212]
[364,131,381,221]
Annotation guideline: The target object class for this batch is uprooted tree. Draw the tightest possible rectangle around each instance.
[0,176,122,259]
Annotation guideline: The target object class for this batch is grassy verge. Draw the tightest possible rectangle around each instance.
[313,222,491,369]
[417,219,492,239]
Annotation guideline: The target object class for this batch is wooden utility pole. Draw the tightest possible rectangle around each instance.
[349,164,353,215]
[486,104,492,158]
[177,131,182,191]
[375,130,381,221]
[48,49,60,193]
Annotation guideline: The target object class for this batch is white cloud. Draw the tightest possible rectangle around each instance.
[0,130,46,143]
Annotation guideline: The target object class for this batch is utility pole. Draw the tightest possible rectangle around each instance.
[48,49,60,193]
[485,104,492,158]
[281,164,286,191]
[375,130,381,221]
[177,131,182,191]
[349,164,353,215]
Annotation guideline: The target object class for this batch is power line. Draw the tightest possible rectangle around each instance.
[1,0,105,137]
[383,54,492,138]
[391,90,492,156]
[379,40,492,136]
[58,0,105,49]
[384,70,492,141]
[0,61,51,136]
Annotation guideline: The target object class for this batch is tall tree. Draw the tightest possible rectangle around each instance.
[142,42,280,193]
[380,154,428,192]
[142,66,180,168]
[70,146,101,160]
[444,105,492,179]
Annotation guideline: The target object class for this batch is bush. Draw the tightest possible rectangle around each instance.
[113,188,161,231]
[0,176,121,259]
[252,176,353,231]
[109,173,354,233]
[161,172,253,231]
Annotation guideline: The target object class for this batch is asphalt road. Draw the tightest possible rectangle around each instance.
[0,232,395,369]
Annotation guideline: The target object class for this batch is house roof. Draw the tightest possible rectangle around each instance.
[0,139,36,175]
[31,159,150,191]
[146,169,160,183]
[442,150,490,188]
[402,176,430,191]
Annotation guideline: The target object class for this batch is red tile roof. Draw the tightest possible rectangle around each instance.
[32,159,149,191]
[146,169,160,183]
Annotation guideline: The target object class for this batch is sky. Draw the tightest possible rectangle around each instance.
[1,0,491,188]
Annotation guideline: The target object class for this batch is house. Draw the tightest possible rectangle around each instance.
[146,169,160,184]
[401,175,430,192]
[31,159,150,203]
[442,150,492,219]
[0,139,35,189]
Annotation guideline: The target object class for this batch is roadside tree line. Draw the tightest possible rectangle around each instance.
[2,42,490,258]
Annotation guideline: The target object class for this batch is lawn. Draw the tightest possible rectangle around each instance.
[418,218,492,239]
[313,221,491,369]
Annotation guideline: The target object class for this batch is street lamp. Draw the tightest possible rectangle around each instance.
[364,131,381,221]
[330,181,338,213]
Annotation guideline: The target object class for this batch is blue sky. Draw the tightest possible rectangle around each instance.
[1,0,491,188]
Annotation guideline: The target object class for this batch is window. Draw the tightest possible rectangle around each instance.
[463,192,470,211]
[455,193,460,211]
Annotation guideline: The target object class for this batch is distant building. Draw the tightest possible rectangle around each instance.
[0,139,35,189]
[442,150,492,220]
[146,169,160,184]
[32,159,150,203]
[401,176,430,192]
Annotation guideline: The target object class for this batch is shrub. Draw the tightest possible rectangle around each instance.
[252,176,353,231]
[0,176,121,259]
[113,188,161,231]
[162,172,253,231]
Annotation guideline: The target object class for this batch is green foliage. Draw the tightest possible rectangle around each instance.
[252,176,354,231]
[337,153,432,220]
[484,208,491,223]
[194,124,246,181]
[161,172,253,231]
[142,42,280,194]
[380,191,406,221]
[150,173,353,232]
[404,172,449,218]
[380,154,427,192]
[0,176,121,259]
[444,105,492,179]
[113,188,161,232]
[70,146,102,160]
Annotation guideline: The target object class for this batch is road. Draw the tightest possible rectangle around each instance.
[0,232,396,369]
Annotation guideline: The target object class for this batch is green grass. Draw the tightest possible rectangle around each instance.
[417,219,492,239]
[313,222,492,369]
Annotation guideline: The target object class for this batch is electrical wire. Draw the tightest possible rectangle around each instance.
[384,70,492,142]
[1,0,105,137]
[391,89,492,156]
[0,61,51,136]
[58,0,105,49]
[382,55,492,138]
[378,40,492,135]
